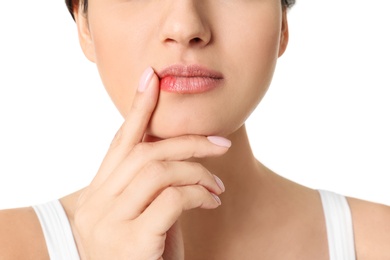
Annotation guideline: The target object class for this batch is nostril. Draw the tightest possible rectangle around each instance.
[165,38,175,43]
[190,37,202,44]
[163,35,210,47]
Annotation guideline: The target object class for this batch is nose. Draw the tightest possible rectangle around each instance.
[159,0,211,48]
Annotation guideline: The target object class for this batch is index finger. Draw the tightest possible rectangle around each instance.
[91,67,160,189]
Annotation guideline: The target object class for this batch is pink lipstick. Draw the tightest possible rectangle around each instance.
[157,65,223,94]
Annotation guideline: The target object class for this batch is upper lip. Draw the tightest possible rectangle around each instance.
[157,64,223,79]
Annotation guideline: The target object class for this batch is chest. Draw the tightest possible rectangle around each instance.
[183,221,329,260]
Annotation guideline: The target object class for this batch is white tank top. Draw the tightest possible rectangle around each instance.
[318,190,356,259]
[32,200,80,260]
[33,190,356,259]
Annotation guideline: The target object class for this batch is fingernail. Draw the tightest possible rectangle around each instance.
[211,193,222,205]
[207,136,232,148]
[138,67,154,92]
[213,175,225,192]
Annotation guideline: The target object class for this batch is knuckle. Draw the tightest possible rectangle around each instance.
[194,186,212,207]
[132,97,154,116]
[144,161,167,175]
[196,184,210,197]
[160,187,182,205]
[143,161,168,181]
[131,143,151,157]
[191,185,211,203]
[181,135,207,157]
[182,135,199,145]
[131,98,143,112]
[192,162,206,174]
[190,162,210,180]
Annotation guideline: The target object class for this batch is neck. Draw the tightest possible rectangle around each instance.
[188,124,266,206]
[180,125,273,236]
[187,123,274,209]
[179,125,314,254]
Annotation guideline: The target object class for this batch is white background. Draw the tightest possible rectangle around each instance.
[0,0,389,209]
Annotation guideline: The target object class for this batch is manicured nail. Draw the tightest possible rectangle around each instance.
[138,67,154,92]
[207,136,232,148]
[211,193,222,205]
[213,175,225,192]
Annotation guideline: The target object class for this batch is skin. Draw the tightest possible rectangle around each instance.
[79,0,284,139]
[1,0,390,259]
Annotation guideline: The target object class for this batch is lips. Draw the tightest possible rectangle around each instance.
[157,65,223,94]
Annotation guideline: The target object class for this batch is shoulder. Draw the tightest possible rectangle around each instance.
[0,207,49,259]
[347,197,390,259]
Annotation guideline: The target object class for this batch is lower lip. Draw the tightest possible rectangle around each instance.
[160,76,222,94]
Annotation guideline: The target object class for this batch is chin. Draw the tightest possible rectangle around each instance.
[146,111,240,140]
[146,121,216,140]
[142,90,249,139]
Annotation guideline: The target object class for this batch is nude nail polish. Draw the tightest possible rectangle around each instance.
[214,175,226,192]
[211,193,222,205]
[207,136,232,148]
[138,67,154,92]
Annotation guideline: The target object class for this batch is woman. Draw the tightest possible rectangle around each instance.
[0,0,389,259]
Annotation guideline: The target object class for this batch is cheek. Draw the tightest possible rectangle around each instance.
[89,16,155,116]
[222,16,282,126]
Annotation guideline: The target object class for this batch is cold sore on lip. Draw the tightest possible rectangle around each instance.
[158,64,224,94]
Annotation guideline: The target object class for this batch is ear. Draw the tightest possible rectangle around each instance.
[74,4,96,63]
[278,9,289,57]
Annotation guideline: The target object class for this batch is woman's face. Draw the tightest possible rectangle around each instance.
[76,0,288,138]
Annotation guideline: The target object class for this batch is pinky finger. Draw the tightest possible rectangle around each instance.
[137,185,221,235]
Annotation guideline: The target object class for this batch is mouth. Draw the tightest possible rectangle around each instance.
[157,64,224,94]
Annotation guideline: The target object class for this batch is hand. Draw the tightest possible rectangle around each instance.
[73,67,230,259]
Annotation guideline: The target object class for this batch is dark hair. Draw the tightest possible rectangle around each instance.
[282,0,296,9]
[65,0,87,20]
[66,0,295,20]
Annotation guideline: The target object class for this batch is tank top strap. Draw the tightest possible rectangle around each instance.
[33,192,356,259]
[318,190,356,260]
[33,200,80,260]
